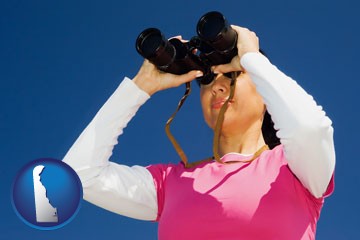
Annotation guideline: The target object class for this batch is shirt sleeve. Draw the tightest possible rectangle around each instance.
[62,77,158,220]
[241,52,336,198]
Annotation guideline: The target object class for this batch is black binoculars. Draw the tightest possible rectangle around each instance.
[135,11,238,85]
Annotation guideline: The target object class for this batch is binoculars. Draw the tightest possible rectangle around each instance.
[135,11,238,85]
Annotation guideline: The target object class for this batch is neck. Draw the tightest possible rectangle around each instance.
[218,122,266,156]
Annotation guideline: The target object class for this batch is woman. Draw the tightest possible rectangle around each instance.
[63,26,335,239]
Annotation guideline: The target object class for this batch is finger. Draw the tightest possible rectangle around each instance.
[172,70,203,86]
[231,25,253,34]
[170,35,182,40]
[169,35,190,43]
[212,64,238,74]
[192,48,198,54]
[230,25,245,31]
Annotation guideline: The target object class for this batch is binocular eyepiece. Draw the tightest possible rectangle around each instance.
[136,11,238,85]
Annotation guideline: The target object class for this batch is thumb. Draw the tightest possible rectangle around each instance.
[212,55,242,74]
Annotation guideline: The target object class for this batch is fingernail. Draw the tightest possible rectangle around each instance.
[195,71,203,77]
[211,67,219,74]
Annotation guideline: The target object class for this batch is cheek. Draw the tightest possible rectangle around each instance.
[228,80,264,123]
[236,90,264,120]
[236,78,263,106]
[200,91,213,128]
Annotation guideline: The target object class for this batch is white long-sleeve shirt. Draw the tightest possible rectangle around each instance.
[63,52,335,221]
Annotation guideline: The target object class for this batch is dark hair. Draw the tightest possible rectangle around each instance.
[262,110,281,149]
[258,50,281,149]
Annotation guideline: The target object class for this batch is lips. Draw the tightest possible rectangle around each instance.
[211,98,233,109]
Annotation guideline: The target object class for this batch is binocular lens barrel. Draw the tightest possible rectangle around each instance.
[197,11,237,53]
[136,28,175,67]
[197,11,226,40]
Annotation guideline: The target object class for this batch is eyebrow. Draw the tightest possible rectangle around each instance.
[198,71,243,87]
[223,71,243,78]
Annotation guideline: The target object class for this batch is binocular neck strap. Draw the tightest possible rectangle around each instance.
[165,82,191,165]
[164,72,268,168]
[212,71,237,163]
[212,72,269,164]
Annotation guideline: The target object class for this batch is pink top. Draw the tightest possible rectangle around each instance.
[147,145,334,240]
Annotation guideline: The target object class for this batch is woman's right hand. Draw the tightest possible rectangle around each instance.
[133,59,203,96]
[212,25,260,74]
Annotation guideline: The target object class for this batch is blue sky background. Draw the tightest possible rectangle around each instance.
[1,0,359,239]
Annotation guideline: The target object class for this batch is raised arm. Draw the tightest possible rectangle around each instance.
[62,60,201,220]
[213,26,335,198]
[241,53,335,198]
[62,77,158,220]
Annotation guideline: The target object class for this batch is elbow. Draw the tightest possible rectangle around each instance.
[290,110,334,146]
[69,165,106,188]
[283,114,336,198]
[291,113,335,170]
[306,157,335,198]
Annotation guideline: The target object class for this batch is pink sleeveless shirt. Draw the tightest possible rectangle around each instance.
[146,145,334,240]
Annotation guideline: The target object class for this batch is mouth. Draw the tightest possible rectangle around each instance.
[211,98,234,109]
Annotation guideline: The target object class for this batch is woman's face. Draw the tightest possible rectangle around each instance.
[200,72,265,135]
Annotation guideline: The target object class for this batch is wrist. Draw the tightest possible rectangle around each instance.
[132,74,158,96]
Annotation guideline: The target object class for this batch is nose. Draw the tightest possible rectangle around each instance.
[211,76,229,95]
